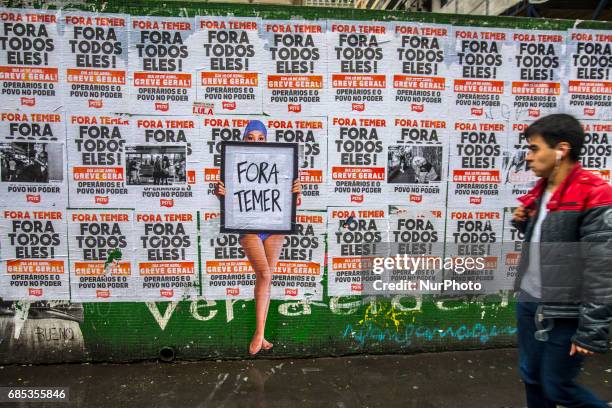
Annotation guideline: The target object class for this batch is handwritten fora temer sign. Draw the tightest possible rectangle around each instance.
[220,142,298,234]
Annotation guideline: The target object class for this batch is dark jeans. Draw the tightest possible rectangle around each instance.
[517,298,609,408]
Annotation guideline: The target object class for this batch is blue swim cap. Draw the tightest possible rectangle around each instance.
[243,120,267,140]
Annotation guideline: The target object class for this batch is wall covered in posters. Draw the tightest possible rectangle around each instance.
[0,1,610,363]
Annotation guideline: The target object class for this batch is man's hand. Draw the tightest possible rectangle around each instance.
[513,205,528,223]
[570,343,594,356]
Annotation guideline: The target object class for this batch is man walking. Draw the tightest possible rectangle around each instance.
[512,114,611,407]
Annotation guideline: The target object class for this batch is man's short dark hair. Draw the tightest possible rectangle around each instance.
[524,114,584,162]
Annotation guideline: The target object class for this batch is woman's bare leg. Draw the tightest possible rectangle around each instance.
[240,234,271,355]
[261,235,285,349]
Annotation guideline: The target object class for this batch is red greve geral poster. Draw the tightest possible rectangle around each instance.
[449,120,506,207]
[0,209,69,301]
[451,27,511,120]
[135,211,198,301]
[68,209,136,302]
[61,12,128,112]
[262,20,326,116]
[0,110,68,208]
[326,206,389,296]
[390,22,452,118]
[327,20,391,114]
[67,114,130,207]
[129,16,195,115]
[580,121,612,182]
[266,117,327,210]
[566,30,612,120]
[444,209,503,294]
[0,9,61,110]
[328,116,388,206]
[195,17,263,114]
[503,121,537,202]
[509,30,565,121]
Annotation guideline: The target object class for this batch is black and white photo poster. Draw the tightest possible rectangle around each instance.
[0,110,67,207]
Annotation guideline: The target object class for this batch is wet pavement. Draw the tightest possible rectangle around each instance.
[0,348,610,407]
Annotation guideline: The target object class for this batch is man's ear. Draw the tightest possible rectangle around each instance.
[556,142,572,161]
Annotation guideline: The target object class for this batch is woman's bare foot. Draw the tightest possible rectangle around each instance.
[249,333,264,355]
[262,338,273,350]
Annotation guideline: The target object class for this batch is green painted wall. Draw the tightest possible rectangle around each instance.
[0,1,609,364]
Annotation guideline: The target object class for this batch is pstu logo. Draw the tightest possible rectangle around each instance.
[352,103,365,112]
[26,194,41,203]
[584,107,595,116]
[409,194,422,203]
[95,196,109,205]
[21,97,35,107]
[222,101,236,110]
[160,199,174,208]
[469,196,482,205]
[351,283,363,292]
[288,104,302,113]
[160,289,174,298]
[96,290,110,298]
[411,104,424,112]
[155,103,169,112]
[471,107,483,116]
[528,108,540,118]
[226,287,240,296]
[350,194,364,203]
[28,288,43,297]
[88,100,103,109]
[285,288,298,296]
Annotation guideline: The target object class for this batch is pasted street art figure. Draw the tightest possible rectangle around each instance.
[216,120,302,355]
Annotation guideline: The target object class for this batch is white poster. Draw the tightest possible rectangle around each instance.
[388,206,445,294]
[327,206,389,296]
[0,9,61,110]
[503,121,537,202]
[68,209,136,302]
[201,209,252,299]
[61,12,128,112]
[271,210,326,300]
[266,117,327,210]
[222,142,296,232]
[67,113,130,207]
[202,209,325,300]
[501,206,523,292]
[449,120,506,207]
[129,16,195,114]
[327,20,391,114]
[444,208,503,294]
[0,110,67,208]
[262,20,326,116]
[390,22,452,117]
[328,116,387,206]
[134,211,198,301]
[194,16,263,114]
[385,117,448,206]
[199,116,262,208]
[581,120,612,182]
[127,115,201,209]
[451,27,512,120]
[0,208,68,300]
[566,30,612,120]
[508,30,565,121]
